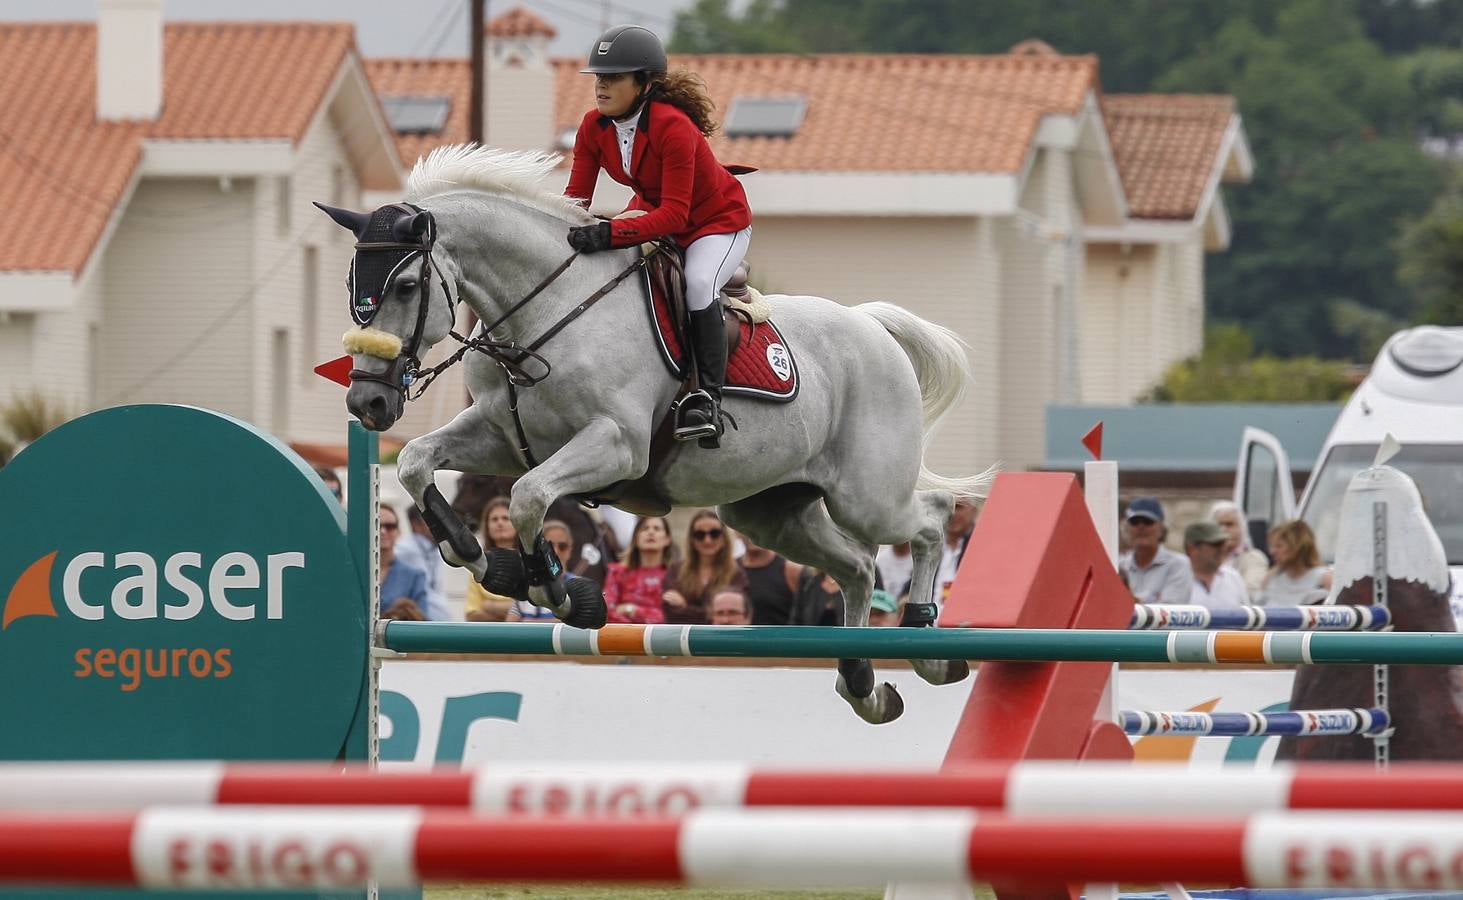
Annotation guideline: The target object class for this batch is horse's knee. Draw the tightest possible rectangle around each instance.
[396,440,434,491]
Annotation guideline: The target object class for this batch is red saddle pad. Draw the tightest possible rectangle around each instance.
[642,269,799,401]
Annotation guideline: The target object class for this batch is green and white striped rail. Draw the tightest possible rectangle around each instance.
[379,622,1463,666]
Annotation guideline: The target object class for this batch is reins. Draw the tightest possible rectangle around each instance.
[406,242,662,468]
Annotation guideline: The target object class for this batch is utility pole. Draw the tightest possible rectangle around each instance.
[470,0,486,145]
[465,0,487,389]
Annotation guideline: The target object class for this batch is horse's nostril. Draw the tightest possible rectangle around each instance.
[369,396,389,417]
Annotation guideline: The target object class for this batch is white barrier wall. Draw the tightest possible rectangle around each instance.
[379,662,1294,768]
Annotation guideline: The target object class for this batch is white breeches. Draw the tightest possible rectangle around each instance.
[683,226,751,312]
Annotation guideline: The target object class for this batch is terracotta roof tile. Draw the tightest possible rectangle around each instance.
[554,54,1098,173]
[366,59,472,167]
[0,22,354,273]
[486,6,557,39]
[373,52,1121,175]
[1104,94,1236,220]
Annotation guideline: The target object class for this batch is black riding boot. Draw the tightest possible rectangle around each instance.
[675,302,728,448]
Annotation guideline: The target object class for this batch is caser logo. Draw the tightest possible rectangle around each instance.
[2,549,305,628]
[2,549,307,693]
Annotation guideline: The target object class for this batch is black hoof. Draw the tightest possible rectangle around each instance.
[940,660,971,685]
[483,548,526,595]
[562,578,607,629]
[878,683,905,724]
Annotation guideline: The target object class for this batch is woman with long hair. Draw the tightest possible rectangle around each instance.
[662,510,746,624]
[1258,519,1332,606]
[1209,500,1268,600]
[465,496,517,622]
[564,24,752,449]
[603,515,677,624]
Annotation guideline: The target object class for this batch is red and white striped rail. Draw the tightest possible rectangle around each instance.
[6,761,1463,814]
[5,808,1463,890]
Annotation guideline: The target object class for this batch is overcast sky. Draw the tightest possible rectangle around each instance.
[0,0,690,60]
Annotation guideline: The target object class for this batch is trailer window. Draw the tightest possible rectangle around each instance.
[1300,443,1463,565]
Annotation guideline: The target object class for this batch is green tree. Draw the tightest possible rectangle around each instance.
[1398,188,1463,324]
[0,390,72,467]
[1159,3,1445,356]
[1143,325,1354,402]
[672,0,1448,359]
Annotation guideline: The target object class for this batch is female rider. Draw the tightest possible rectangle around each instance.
[564,25,752,449]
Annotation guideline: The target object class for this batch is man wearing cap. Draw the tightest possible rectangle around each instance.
[1118,497,1193,604]
[868,589,902,627]
[1185,520,1249,609]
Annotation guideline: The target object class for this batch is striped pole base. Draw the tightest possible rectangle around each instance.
[5,809,1463,891]
[3,761,1462,815]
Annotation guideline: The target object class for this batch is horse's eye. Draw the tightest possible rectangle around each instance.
[396,279,418,295]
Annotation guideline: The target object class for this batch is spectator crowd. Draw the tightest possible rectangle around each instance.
[313,463,979,625]
[315,463,1323,622]
[1118,495,1332,609]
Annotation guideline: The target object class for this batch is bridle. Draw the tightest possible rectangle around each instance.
[347,203,457,397]
[354,204,660,467]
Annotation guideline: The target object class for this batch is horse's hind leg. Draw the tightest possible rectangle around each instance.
[719,485,902,725]
[903,489,970,687]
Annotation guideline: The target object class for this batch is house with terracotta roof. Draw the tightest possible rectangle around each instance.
[0,0,401,446]
[365,9,1251,471]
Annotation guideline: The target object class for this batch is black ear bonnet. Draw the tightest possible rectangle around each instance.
[347,204,432,327]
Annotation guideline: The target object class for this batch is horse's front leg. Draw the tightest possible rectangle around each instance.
[509,416,646,630]
[397,405,523,584]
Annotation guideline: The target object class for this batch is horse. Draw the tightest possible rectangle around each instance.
[316,144,995,724]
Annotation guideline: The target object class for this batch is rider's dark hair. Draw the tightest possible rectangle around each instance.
[635,68,718,137]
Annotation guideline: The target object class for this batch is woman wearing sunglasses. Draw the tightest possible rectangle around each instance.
[662,510,747,624]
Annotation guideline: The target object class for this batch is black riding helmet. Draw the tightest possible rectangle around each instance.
[581,24,667,74]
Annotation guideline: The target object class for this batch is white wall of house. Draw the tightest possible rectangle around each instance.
[1080,237,1204,404]
[98,178,255,419]
[735,214,996,475]
[0,313,35,403]
[0,263,106,415]
[256,109,368,446]
[996,147,1085,468]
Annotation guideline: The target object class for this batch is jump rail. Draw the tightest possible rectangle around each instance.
[1128,604,1391,631]
[4,761,1463,813]
[380,621,1463,665]
[4,808,1462,891]
[1120,708,1389,737]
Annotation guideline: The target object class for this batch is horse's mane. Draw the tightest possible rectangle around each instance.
[405,144,595,224]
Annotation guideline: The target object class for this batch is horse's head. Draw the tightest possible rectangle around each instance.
[315,201,459,431]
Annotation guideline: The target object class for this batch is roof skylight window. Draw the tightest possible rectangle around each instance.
[723,96,807,138]
[381,95,451,135]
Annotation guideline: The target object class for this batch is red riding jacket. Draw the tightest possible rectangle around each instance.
[565,100,751,249]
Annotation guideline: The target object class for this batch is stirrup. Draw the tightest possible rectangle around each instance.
[673,390,719,441]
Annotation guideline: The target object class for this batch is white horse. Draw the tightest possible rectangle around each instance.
[317,145,994,723]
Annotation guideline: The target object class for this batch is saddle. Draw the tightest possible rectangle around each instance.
[577,240,798,515]
[644,240,752,363]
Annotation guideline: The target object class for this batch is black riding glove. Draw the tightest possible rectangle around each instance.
[567,222,613,253]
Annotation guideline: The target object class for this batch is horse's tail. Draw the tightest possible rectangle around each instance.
[853,301,998,501]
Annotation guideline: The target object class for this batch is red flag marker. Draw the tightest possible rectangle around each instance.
[1081,421,1103,461]
[314,355,353,387]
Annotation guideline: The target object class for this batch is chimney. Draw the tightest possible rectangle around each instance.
[97,0,163,121]
[484,6,557,152]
